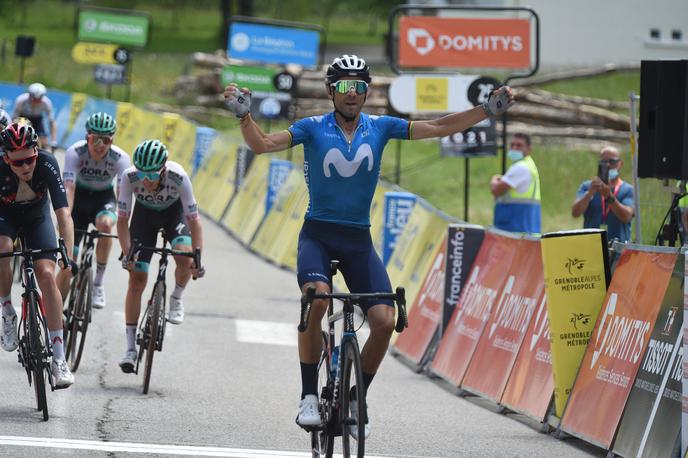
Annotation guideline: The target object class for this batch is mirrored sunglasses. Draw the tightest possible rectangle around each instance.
[136,170,162,181]
[331,80,368,95]
[7,154,38,167]
[91,135,113,145]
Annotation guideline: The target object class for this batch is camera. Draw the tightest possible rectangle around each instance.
[598,162,609,184]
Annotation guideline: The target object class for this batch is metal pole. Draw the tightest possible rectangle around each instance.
[500,113,507,174]
[395,139,401,185]
[464,157,470,221]
[628,92,642,243]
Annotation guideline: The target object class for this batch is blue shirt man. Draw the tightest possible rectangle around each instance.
[572,146,635,242]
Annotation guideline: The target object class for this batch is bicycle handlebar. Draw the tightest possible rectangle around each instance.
[76,228,118,240]
[0,237,70,268]
[298,286,408,334]
[131,244,203,280]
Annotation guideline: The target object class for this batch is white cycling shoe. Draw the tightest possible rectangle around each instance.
[296,394,321,426]
[51,359,75,388]
[119,349,137,374]
[349,398,371,440]
[1,312,18,352]
[92,285,106,309]
[167,297,184,324]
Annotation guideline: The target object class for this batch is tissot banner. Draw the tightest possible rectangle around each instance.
[560,247,677,448]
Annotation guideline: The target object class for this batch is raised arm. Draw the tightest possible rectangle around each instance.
[410,86,514,140]
[224,84,291,154]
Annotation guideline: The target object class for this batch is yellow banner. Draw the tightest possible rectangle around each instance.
[72,42,119,65]
[416,77,448,111]
[68,93,88,134]
[541,230,608,417]
[222,157,271,244]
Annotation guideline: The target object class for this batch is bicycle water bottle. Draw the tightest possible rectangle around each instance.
[331,346,339,378]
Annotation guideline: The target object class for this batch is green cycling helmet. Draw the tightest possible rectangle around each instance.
[133,139,168,172]
[86,112,117,135]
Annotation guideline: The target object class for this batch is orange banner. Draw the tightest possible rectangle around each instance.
[430,232,519,385]
[393,235,447,366]
[399,16,531,69]
[462,238,544,400]
[500,291,553,421]
[561,248,678,448]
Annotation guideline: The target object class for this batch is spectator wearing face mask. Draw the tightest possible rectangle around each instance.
[490,133,541,234]
[571,146,634,242]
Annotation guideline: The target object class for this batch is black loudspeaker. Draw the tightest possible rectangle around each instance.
[15,35,36,57]
[638,60,688,180]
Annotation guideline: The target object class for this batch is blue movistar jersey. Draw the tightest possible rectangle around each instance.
[288,112,410,227]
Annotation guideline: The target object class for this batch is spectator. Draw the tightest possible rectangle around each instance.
[571,146,634,242]
[490,133,541,234]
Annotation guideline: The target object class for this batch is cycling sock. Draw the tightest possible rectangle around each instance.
[171,283,185,300]
[49,330,65,360]
[94,262,107,286]
[126,324,137,351]
[300,362,319,398]
[1,296,13,315]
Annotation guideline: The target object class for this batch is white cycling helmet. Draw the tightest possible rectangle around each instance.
[28,82,46,99]
[326,55,371,84]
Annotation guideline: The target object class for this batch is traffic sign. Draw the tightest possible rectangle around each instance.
[72,42,119,65]
[94,64,127,85]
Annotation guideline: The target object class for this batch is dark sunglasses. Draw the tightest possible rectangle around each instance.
[599,159,620,166]
[7,153,38,167]
[91,135,113,145]
[330,80,368,95]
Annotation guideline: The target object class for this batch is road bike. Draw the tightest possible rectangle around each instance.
[298,260,408,458]
[130,235,201,394]
[0,236,69,421]
[63,228,118,371]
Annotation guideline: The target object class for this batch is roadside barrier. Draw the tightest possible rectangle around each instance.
[560,246,678,449]
[540,229,610,418]
[192,140,239,220]
[611,248,683,458]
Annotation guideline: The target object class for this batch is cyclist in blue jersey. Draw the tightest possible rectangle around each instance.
[224,54,514,438]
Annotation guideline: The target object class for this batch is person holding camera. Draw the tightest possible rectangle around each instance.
[571,146,634,242]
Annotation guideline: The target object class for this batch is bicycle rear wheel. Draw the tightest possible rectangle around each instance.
[142,282,164,394]
[311,331,334,458]
[66,269,92,372]
[28,292,49,421]
[340,338,365,458]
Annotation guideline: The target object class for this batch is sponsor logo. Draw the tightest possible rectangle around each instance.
[407,28,435,56]
[641,338,675,376]
[590,293,651,369]
[231,32,250,52]
[661,306,678,335]
[565,257,585,275]
[529,295,550,352]
[176,222,186,235]
[135,193,176,204]
[445,229,465,308]
[79,167,112,178]
[416,251,444,322]
[488,275,536,339]
[322,144,373,178]
[570,313,591,330]
[167,170,183,186]
[454,266,498,324]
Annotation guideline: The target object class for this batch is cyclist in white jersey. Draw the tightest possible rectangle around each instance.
[12,83,57,150]
[57,112,130,308]
[116,139,204,373]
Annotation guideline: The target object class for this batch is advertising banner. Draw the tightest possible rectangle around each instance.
[382,192,417,266]
[442,224,485,334]
[192,127,218,175]
[265,159,294,214]
[561,247,678,448]
[613,255,683,458]
[430,231,519,386]
[77,8,150,48]
[684,252,688,457]
[370,181,395,256]
[221,65,279,92]
[500,291,553,421]
[439,120,497,158]
[222,157,271,245]
[72,42,120,65]
[398,16,531,69]
[392,236,447,367]
[462,238,544,401]
[541,230,610,418]
[228,22,320,67]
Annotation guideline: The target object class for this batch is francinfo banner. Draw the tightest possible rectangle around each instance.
[613,254,683,458]
[392,235,447,368]
[442,224,485,334]
[399,16,531,69]
[430,231,519,386]
[541,230,610,418]
[462,237,544,401]
[500,291,553,421]
[560,247,677,449]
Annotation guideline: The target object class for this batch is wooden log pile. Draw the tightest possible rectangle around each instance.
[171,52,638,146]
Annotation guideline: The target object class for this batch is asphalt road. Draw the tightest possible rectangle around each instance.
[0,150,605,457]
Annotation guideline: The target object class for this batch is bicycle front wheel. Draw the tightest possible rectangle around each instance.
[27,292,49,421]
[66,269,92,372]
[142,282,164,395]
[340,338,365,458]
[312,331,334,458]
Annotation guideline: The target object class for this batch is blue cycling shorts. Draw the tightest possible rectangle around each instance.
[296,219,393,312]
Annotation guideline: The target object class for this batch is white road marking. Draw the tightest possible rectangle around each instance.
[0,435,392,457]
[235,319,297,347]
